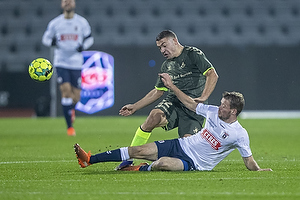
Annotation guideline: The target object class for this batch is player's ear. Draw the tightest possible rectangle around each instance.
[231,109,237,116]
[173,37,178,44]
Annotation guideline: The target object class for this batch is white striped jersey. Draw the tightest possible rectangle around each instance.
[42,14,94,70]
[179,103,252,171]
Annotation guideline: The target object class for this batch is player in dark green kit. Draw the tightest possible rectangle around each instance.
[117,30,218,170]
[155,45,214,137]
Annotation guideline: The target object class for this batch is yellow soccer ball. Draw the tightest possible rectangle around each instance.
[28,58,53,81]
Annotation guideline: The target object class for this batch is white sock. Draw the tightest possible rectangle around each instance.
[120,147,130,160]
[61,97,73,106]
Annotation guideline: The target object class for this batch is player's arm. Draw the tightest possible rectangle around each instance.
[242,156,272,171]
[42,30,55,47]
[77,34,94,52]
[133,88,164,110]
[119,88,164,116]
[77,21,94,52]
[159,73,198,112]
[42,22,56,47]
[82,33,94,50]
[194,68,218,103]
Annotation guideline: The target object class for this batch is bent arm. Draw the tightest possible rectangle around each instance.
[194,68,218,103]
[159,73,198,112]
[42,22,55,47]
[42,30,54,47]
[120,88,165,116]
[243,156,272,171]
[134,88,164,110]
[82,34,94,50]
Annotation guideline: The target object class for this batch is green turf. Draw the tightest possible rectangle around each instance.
[0,116,299,200]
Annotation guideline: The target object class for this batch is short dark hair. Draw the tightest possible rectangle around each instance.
[222,91,245,116]
[156,30,177,41]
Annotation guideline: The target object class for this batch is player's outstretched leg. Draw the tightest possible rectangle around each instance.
[74,144,132,169]
[116,109,166,170]
[74,143,91,168]
[115,126,152,170]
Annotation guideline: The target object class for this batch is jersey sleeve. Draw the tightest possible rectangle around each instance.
[81,18,94,50]
[190,48,214,75]
[82,18,92,37]
[236,129,252,158]
[154,61,168,91]
[195,103,218,117]
[42,20,56,47]
[155,76,168,91]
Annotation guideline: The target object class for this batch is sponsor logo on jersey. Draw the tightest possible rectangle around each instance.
[171,72,192,80]
[193,127,200,134]
[201,129,221,150]
[180,62,186,68]
[222,132,229,139]
[60,34,78,41]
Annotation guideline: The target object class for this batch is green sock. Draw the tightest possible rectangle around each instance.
[130,126,151,146]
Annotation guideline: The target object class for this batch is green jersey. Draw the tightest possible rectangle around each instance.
[155,46,214,98]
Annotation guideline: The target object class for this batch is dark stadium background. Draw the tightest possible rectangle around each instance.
[0,0,299,117]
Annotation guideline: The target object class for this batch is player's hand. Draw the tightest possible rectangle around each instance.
[159,73,173,88]
[76,45,83,52]
[119,104,136,116]
[51,37,57,46]
[193,97,206,103]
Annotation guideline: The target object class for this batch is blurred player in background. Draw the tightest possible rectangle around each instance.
[42,0,94,136]
[117,30,218,169]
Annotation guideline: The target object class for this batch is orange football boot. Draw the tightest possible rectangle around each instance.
[67,127,76,136]
[74,143,91,168]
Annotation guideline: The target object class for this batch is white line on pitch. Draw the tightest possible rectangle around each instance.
[0,160,74,165]
[0,191,299,196]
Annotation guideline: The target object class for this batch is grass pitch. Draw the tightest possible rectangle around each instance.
[0,116,299,200]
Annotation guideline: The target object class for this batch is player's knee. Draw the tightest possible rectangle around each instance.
[61,93,72,98]
[151,157,171,171]
[149,109,164,119]
[144,109,166,128]
[60,83,73,97]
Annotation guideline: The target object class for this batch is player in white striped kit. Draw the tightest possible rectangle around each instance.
[42,0,94,136]
[74,73,271,172]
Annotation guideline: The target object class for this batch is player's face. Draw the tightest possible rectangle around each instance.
[156,37,177,59]
[61,0,76,12]
[218,98,232,122]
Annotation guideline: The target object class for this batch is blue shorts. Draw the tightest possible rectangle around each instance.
[155,139,195,171]
[56,67,81,88]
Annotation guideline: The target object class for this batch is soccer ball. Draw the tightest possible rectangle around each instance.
[28,58,53,81]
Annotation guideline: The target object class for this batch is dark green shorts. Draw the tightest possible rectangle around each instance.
[155,96,205,138]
